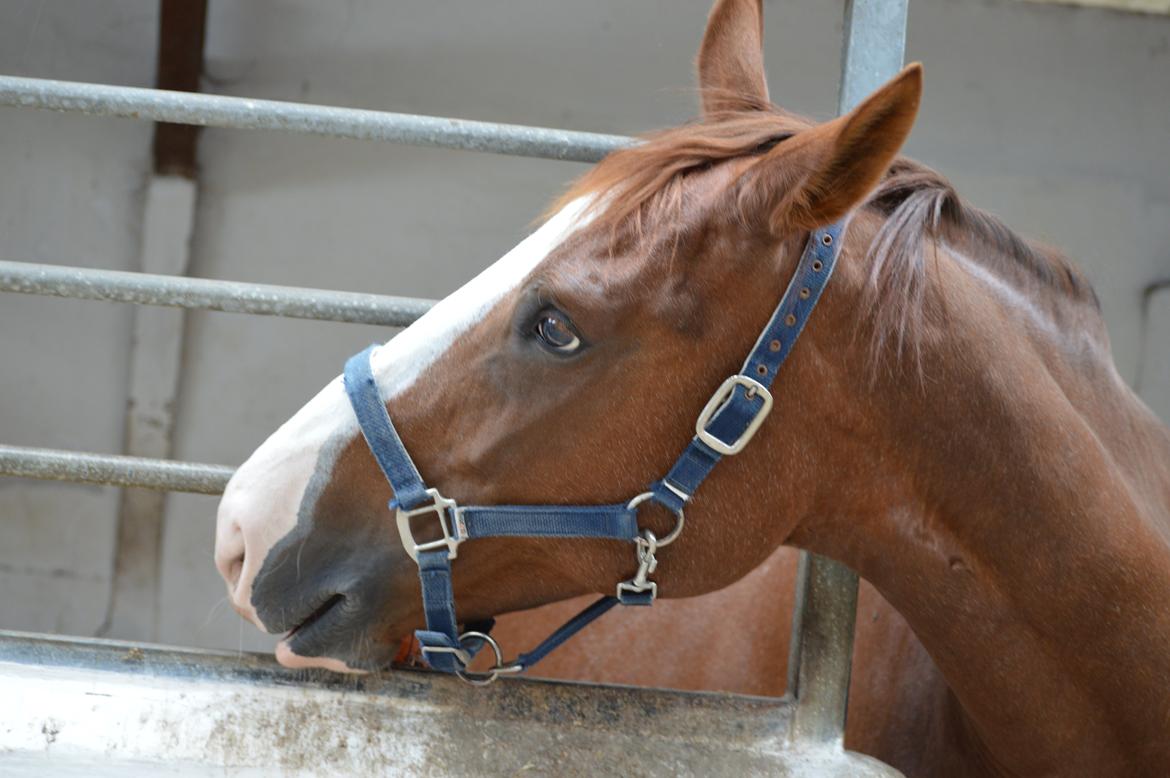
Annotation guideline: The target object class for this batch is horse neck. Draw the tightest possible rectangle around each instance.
[789,233,1170,774]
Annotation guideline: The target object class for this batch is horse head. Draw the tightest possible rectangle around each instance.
[214,0,921,674]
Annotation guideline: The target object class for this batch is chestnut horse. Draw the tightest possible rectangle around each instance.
[214,1,1170,775]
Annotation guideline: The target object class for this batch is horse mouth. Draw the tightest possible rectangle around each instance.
[284,593,346,644]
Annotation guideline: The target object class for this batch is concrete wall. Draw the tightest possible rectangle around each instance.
[2,0,1167,651]
[0,2,155,636]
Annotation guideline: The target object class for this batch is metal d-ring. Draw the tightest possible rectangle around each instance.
[453,630,523,686]
[627,491,685,547]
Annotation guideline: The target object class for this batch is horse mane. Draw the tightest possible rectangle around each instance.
[552,107,1100,365]
[862,159,1099,365]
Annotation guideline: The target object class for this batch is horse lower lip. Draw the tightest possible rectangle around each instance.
[286,594,345,640]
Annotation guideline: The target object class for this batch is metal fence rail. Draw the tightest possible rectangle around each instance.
[0,445,232,494]
[0,75,633,164]
[0,260,434,327]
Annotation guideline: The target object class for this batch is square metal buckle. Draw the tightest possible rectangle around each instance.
[396,488,466,562]
[694,375,774,456]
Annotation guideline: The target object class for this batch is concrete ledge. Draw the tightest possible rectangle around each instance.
[0,630,900,776]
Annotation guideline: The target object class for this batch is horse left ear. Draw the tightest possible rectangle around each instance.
[752,63,923,233]
[697,0,770,116]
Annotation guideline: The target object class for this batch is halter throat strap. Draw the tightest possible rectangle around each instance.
[342,220,844,682]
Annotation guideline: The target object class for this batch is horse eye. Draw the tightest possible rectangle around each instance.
[534,310,581,354]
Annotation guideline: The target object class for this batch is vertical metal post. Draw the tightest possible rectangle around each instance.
[97,178,199,641]
[838,0,910,116]
[97,0,208,641]
[788,551,863,744]
[788,0,907,746]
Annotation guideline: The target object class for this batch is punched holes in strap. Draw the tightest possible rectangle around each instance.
[742,223,843,380]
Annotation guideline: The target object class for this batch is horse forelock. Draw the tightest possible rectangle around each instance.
[547,106,1104,375]
[547,107,807,246]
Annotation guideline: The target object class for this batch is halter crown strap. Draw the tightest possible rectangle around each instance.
[651,222,844,513]
[341,220,846,681]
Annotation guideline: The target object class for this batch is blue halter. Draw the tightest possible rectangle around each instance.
[343,220,845,683]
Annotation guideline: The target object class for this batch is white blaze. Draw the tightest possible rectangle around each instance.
[214,196,594,650]
[369,196,593,399]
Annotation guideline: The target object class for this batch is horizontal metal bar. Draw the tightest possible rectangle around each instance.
[0,630,900,776]
[0,261,434,327]
[0,445,233,494]
[0,75,633,163]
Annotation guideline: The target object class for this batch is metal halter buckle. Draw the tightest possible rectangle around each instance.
[396,488,466,562]
[694,375,774,456]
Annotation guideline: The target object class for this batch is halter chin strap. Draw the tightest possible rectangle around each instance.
[342,220,844,683]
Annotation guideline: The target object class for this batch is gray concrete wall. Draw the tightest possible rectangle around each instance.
[2,0,1167,651]
[0,2,155,636]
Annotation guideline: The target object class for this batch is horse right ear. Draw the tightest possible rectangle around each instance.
[748,63,923,233]
[697,0,770,117]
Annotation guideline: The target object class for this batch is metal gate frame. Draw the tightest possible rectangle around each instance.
[0,2,908,774]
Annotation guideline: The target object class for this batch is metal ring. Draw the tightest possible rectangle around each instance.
[453,631,523,686]
[627,491,685,547]
[454,631,504,686]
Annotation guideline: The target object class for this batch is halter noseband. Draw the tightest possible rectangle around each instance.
[342,220,845,684]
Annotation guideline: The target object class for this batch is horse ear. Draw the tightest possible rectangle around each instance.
[697,0,770,117]
[755,63,923,232]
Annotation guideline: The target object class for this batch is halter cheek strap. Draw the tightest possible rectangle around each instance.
[342,220,844,683]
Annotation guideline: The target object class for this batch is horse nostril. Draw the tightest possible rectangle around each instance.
[226,556,244,589]
[215,519,248,592]
[217,547,246,593]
